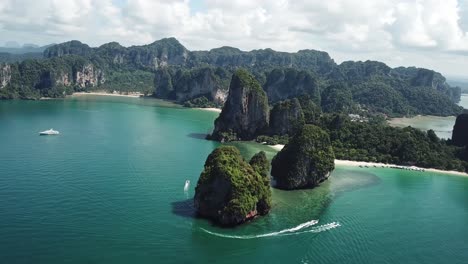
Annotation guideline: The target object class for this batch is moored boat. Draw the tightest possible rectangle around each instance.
[39,129,59,135]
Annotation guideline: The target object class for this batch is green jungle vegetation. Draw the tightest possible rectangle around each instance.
[0,38,463,116]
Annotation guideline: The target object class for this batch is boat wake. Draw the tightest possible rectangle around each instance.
[200,220,340,239]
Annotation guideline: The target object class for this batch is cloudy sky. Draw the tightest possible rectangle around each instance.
[1,0,468,77]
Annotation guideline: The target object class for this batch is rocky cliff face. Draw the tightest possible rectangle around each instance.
[46,38,189,70]
[174,68,224,102]
[0,64,11,89]
[264,68,320,103]
[452,114,468,147]
[194,146,271,226]
[269,98,305,136]
[271,124,335,190]
[43,40,93,58]
[189,48,336,75]
[391,67,461,102]
[75,64,105,88]
[211,69,269,141]
[154,67,228,103]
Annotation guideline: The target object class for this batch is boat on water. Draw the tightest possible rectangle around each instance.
[184,180,190,191]
[39,129,59,135]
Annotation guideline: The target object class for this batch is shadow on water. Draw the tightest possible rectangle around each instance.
[187,133,210,140]
[172,198,197,219]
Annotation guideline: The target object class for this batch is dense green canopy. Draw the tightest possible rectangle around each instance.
[194,146,271,226]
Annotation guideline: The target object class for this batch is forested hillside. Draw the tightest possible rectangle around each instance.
[0,38,462,116]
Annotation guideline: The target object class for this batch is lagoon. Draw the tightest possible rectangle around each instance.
[388,94,468,139]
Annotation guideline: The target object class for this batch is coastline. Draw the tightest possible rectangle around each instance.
[267,144,468,177]
[195,107,222,113]
[71,92,143,98]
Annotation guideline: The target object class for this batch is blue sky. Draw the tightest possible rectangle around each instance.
[1,0,468,78]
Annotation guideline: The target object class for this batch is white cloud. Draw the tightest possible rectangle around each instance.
[1,0,468,76]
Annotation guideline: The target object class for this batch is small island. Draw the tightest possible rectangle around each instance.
[194,146,271,226]
[271,124,335,190]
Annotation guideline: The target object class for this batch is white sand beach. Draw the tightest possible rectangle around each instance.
[71,92,143,98]
[268,144,468,177]
[196,107,222,113]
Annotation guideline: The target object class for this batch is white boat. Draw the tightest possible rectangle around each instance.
[184,180,190,192]
[39,128,60,135]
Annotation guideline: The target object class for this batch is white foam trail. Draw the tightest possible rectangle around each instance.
[200,219,339,240]
[184,180,190,192]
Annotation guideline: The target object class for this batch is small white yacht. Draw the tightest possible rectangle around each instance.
[39,128,60,135]
[184,180,190,192]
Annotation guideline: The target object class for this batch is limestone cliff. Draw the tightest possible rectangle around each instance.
[0,64,11,89]
[271,124,335,190]
[194,146,271,226]
[154,67,229,104]
[75,64,105,88]
[263,68,320,103]
[173,68,225,103]
[269,98,305,136]
[211,69,269,141]
[452,114,468,147]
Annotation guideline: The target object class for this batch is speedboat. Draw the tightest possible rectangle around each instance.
[184,180,190,191]
[39,128,59,135]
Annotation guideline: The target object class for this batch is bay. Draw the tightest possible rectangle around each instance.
[1,95,468,263]
[388,94,468,139]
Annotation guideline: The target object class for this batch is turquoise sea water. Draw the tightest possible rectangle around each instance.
[1,96,468,263]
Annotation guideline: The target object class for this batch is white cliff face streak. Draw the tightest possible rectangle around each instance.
[75,64,105,88]
[0,64,11,89]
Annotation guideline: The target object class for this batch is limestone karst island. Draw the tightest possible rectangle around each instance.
[2,1,468,263]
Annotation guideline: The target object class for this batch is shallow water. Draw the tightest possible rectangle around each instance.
[1,96,468,263]
[388,94,468,139]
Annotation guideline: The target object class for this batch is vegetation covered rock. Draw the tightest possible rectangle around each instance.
[269,98,305,136]
[452,114,468,147]
[271,124,335,190]
[210,69,269,141]
[194,146,271,226]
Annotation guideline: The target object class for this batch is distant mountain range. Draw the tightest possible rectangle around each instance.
[0,43,54,54]
[0,38,463,116]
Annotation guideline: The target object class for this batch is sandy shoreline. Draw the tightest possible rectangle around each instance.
[195,107,222,113]
[71,92,143,98]
[267,144,468,177]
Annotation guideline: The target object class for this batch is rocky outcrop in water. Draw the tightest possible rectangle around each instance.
[452,113,468,147]
[271,124,335,190]
[269,98,305,136]
[211,69,269,141]
[194,146,271,226]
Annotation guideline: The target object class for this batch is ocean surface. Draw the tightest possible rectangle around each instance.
[1,96,468,264]
[388,94,468,139]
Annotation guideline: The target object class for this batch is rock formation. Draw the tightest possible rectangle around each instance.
[452,113,468,147]
[211,69,269,141]
[271,124,335,190]
[0,64,11,89]
[263,68,320,103]
[269,98,305,136]
[154,67,228,104]
[75,64,105,88]
[194,146,271,226]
